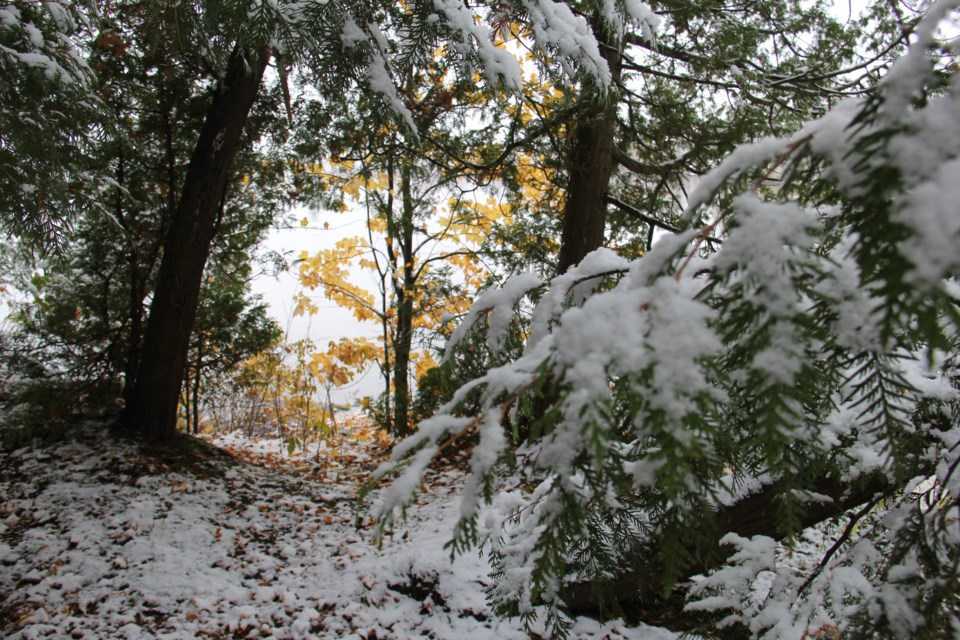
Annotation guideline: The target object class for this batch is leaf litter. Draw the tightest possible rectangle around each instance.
[0,421,675,639]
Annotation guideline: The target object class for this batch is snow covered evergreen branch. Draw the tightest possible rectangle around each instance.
[370,1,960,637]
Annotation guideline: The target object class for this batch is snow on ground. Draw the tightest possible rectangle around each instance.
[0,423,677,639]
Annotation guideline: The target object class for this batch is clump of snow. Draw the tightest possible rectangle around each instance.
[445,271,545,358]
[624,0,660,42]
[895,156,960,286]
[878,0,959,121]
[340,15,366,47]
[367,50,418,133]
[432,0,524,90]
[683,137,785,221]
[526,247,629,350]
[521,0,612,87]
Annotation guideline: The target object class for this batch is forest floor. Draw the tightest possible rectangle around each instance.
[0,420,678,640]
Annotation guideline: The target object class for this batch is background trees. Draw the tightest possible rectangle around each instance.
[293,157,501,436]
[0,1,294,440]
[473,0,899,279]
[1,0,902,441]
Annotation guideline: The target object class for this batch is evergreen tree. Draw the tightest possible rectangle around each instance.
[0,0,289,438]
[466,0,901,276]
[371,2,960,637]
[0,0,102,247]
[123,0,630,441]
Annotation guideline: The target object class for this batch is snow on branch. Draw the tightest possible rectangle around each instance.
[371,3,960,636]
[623,0,660,42]
[682,137,786,222]
[526,247,629,350]
[520,0,613,86]
[366,48,419,133]
[0,1,94,87]
[443,271,545,359]
[432,0,524,89]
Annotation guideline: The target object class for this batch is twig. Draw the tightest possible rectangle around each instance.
[604,195,683,234]
[797,495,881,596]
[433,374,544,457]
[751,134,813,193]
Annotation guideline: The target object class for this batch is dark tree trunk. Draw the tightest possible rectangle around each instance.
[377,161,398,434]
[556,20,622,275]
[123,45,268,441]
[392,164,416,437]
[380,297,393,433]
[393,299,413,436]
[529,20,624,431]
[123,255,143,402]
[561,472,897,619]
[122,94,179,404]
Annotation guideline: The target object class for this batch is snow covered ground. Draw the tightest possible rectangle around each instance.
[0,423,677,639]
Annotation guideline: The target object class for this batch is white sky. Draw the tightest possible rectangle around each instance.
[252,206,386,404]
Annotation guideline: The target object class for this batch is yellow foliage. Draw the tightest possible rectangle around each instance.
[368,215,388,234]
[439,194,514,246]
[297,238,378,323]
[413,349,438,381]
[292,293,319,318]
[342,174,364,200]
[330,157,355,172]
[341,171,391,202]
[230,340,329,441]
[512,151,563,214]
[310,337,380,388]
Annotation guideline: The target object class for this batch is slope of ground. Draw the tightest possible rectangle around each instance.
[0,422,676,639]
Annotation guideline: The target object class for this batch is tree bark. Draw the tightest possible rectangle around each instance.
[391,163,416,437]
[561,472,896,618]
[555,19,622,275]
[528,18,624,432]
[191,334,203,435]
[123,45,268,441]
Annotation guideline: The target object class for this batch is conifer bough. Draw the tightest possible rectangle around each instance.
[370,2,960,637]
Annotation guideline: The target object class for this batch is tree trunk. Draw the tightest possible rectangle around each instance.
[392,163,416,437]
[529,21,624,431]
[123,45,268,441]
[393,303,413,435]
[555,19,622,275]
[561,472,897,619]
[191,334,202,434]
[123,251,143,404]
[380,304,392,433]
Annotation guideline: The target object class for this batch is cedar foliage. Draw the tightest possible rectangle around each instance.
[370,3,960,637]
[0,1,101,248]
